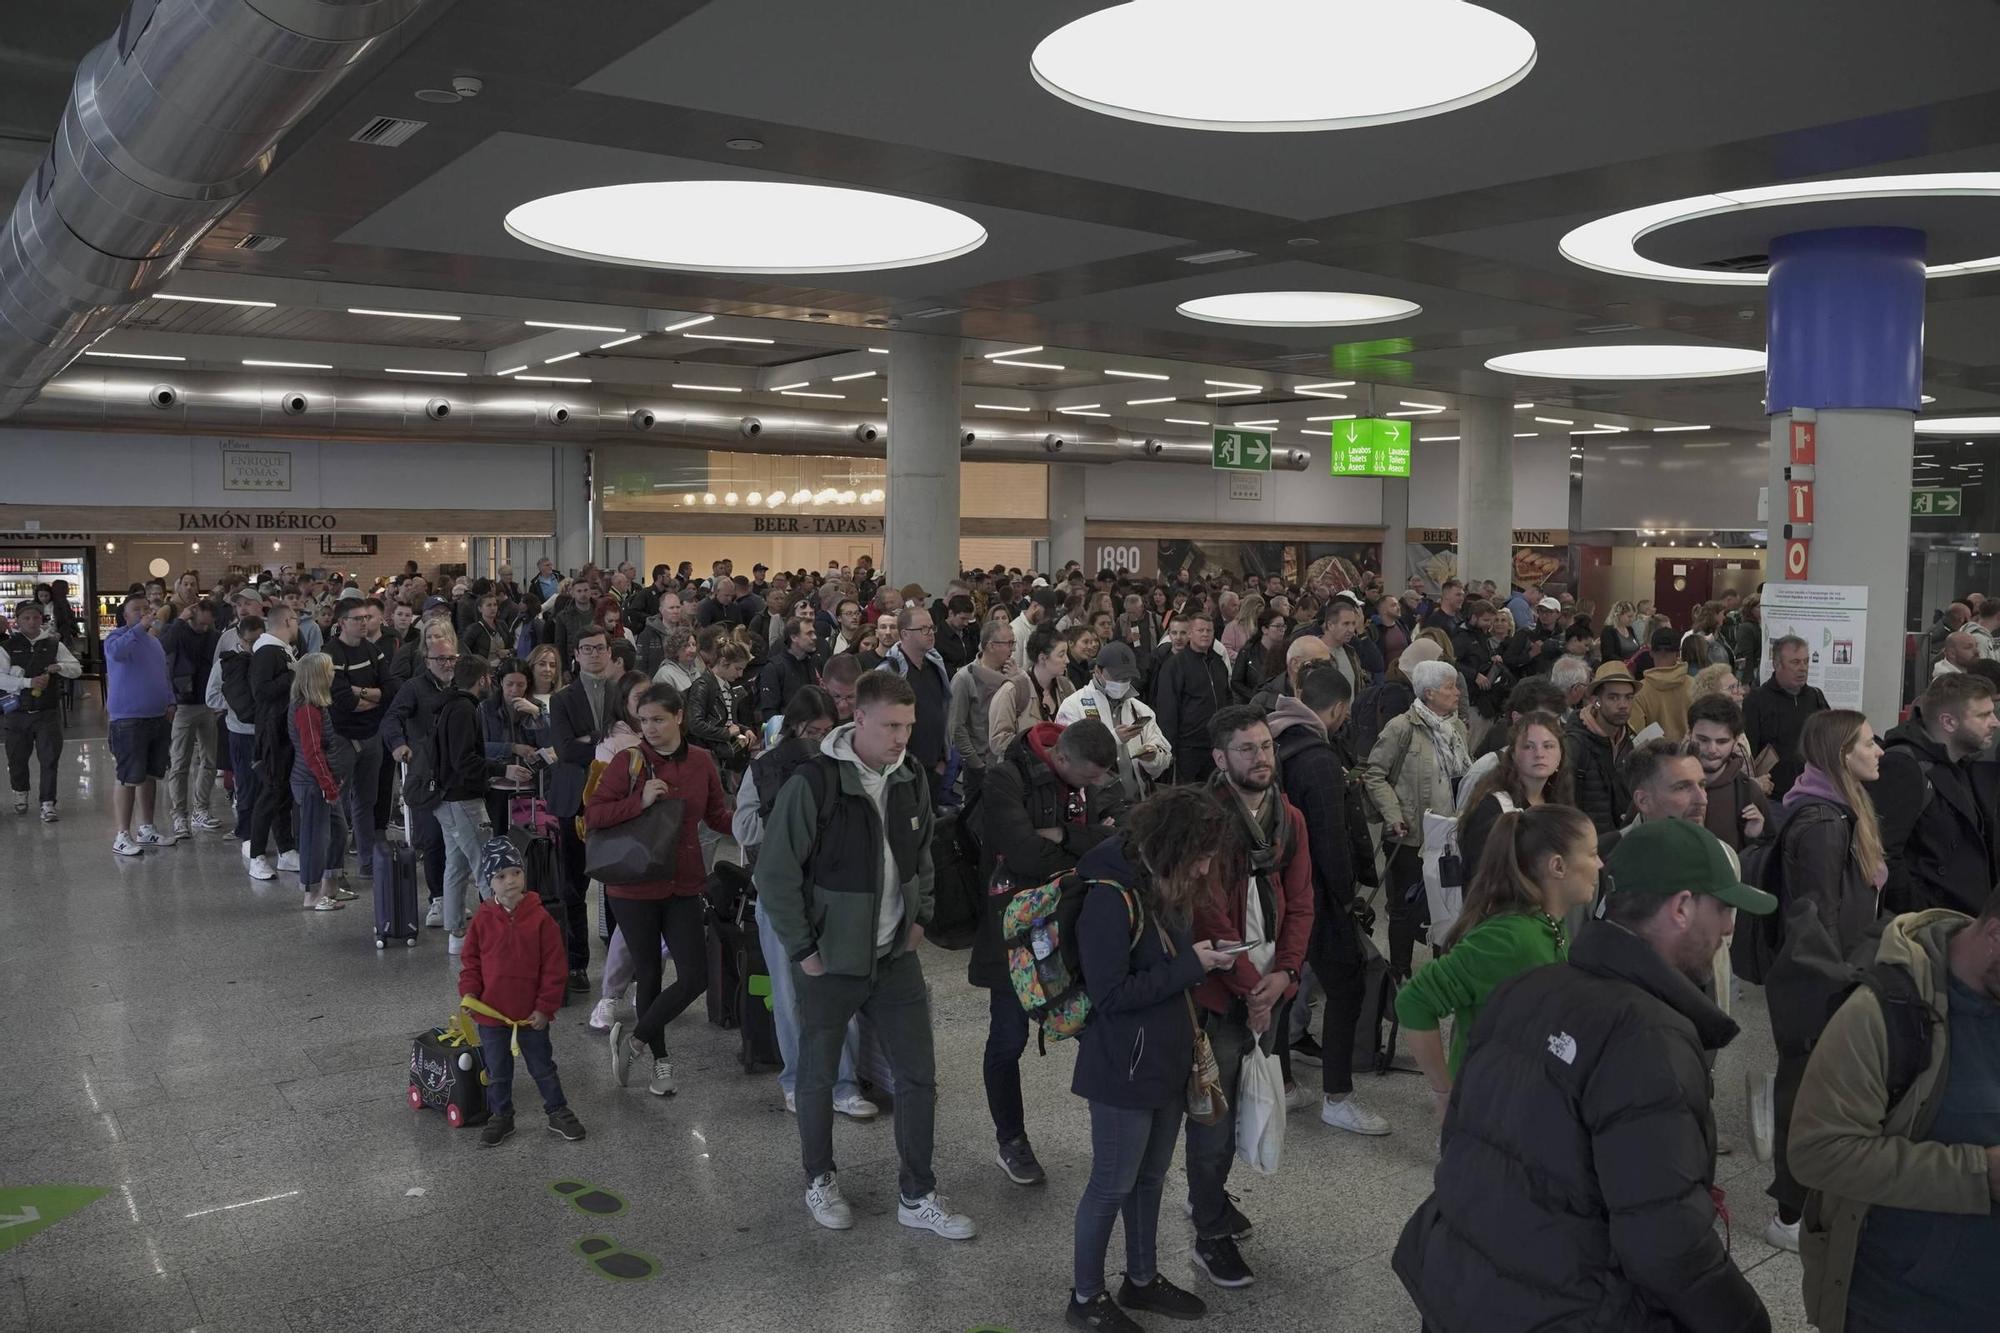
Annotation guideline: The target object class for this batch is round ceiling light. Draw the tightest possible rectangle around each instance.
[1485,345,1767,380]
[1177,291,1422,328]
[1560,172,2000,285]
[1030,0,1536,133]
[504,181,987,274]
[1916,416,2000,435]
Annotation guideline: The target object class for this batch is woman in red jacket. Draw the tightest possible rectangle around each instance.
[586,682,732,1098]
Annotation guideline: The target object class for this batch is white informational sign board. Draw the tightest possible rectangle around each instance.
[1760,582,1868,711]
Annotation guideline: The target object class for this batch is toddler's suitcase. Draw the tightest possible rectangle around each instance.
[408,1023,488,1127]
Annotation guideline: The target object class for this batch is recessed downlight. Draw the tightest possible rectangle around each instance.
[1486,345,1766,380]
[505,181,987,274]
[1030,0,1536,133]
[1177,291,1421,328]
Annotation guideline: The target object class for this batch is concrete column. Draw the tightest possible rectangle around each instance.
[1379,476,1411,587]
[554,445,593,575]
[1456,396,1513,593]
[885,331,962,592]
[1048,463,1086,573]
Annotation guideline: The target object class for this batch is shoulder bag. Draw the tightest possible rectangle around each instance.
[584,749,687,884]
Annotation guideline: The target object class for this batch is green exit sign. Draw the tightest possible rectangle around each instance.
[1327,419,1412,478]
[1211,427,1272,472]
[1912,487,1964,518]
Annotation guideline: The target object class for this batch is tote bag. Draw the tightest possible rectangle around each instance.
[584,751,686,884]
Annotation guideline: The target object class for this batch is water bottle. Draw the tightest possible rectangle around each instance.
[989,853,1014,899]
[1030,923,1054,961]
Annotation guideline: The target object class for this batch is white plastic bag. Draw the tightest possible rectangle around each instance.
[1233,1044,1286,1175]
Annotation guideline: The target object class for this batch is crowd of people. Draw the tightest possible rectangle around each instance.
[7,551,1999,1333]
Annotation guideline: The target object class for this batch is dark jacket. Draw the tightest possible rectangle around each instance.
[1269,698,1362,920]
[1765,793,1882,1060]
[1502,623,1563,678]
[479,692,549,794]
[1701,753,1773,851]
[327,634,396,741]
[160,619,219,707]
[1869,717,1999,916]
[1153,646,1232,782]
[756,648,820,722]
[433,688,504,803]
[1071,835,1205,1110]
[1563,712,1632,835]
[971,724,1118,989]
[935,618,977,678]
[249,639,296,772]
[1743,676,1830,800]
[379,669,447,763]
[545,678,606,817]
[461,616,505,665]
[1394,919,1766,1333]
[685,670,745,759]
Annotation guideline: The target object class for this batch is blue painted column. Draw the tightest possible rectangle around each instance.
[1764,226,1925,726]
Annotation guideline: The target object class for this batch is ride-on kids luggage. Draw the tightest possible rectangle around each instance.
[408,1011,488,1128]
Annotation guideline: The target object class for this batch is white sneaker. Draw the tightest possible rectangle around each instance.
[784,1089,797,1114]
[424,900,443,929]
[247,855,276,880]
[805,1172,854,1230]
[897,1191,976,1241]
[40,802,57,823]
[1320,1094,1391,1136]
[446,931,464,957]
[1284,1083,1316,1113]
[241,840,252,858]
[111,831,143,857]
[170,816,190,838]
[191,812,223,832]
[136,824,177,846]
[1765,1216,1800,1253]
[276,849,300,871]
[833,1091,881,1121]
[586,998,615,1033]
[609,1022,641,1087]
[647,1057,676,1097]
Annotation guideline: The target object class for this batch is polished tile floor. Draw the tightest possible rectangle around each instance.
[0,738,1811,1332]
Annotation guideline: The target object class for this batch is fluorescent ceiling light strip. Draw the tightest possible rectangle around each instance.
[768,381,810,391]
[599,334,642,349]
[1651,424,1710,432]
[671,383,741,392]
[659,315,714,333]
[1300,428,1333,436]
[83,350,184,361]
[780,390,845,399]
[1293,381,1355,391]
[525,320,625,333]
[974,403,1032,412]
[1570,427,1622,435]
[1385,407,1443,416]
[156,293,275,308]
[1205,389,1260,398]
[984,345,1044,359]
[243,359,330,369]
[1590,422,1627,432]
[1514,432,1539,438]
[1420,435,1460,442]
[513,374,591,383]
[544,351,581,364]
[1063,410,1111,418]
[1057,404,1103,413]
[1515,402,1534,409]
[494,365,528,376]
[1399,400,1444,410]
[1126,396,1176,405]
[1534,416,1574,425]
[384,368,468,377]
[991,359,1066,370]
[684,333,775,344]
[1291,388,1348,399]
[1232,419,1279,427]
[347,307,460,321]
[830,370,876,381]
[867,347,889,354]
[1164,418,1211,426]
[1104,368,1169,380]
[1204,379,1260,389]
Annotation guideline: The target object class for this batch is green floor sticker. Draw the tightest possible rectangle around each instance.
[0,1186,108,1253]
[549,1179,627,1217]
[573,1234,658,1281]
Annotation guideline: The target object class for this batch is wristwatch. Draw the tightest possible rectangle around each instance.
[1284,967,1301,985]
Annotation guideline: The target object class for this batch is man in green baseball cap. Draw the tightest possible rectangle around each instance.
[1602,818,1777,988]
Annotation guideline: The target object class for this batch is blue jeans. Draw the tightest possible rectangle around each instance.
[436,799,485,932]
[1184,1007,1263,1240]
[756,901,861,1101]
[1074,1100,1183,1300]
[475,1023,565,1118]
[228,729,257,840]
[289,776,345,890]
[983,984,1030,1143]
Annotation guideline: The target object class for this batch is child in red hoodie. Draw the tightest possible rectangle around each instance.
[459,838,586,1147]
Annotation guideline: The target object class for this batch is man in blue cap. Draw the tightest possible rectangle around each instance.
[1395,819,1777,1333]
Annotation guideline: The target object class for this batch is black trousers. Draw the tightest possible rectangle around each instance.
[619,895,707,1057]
[1386,843,1429,978]
[1278,905,1368,1098]
[3,709,62,803]
[250,755,296,857]
[555,818,592,971]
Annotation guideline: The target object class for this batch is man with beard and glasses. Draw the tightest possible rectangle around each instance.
[1395,819,1775,1333]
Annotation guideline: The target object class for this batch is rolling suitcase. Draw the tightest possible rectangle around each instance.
[507,774,568,956]
[373,800,422,948]
[408,1019,488,1128]
[733,897,781,1073]
[703,863,752,1029]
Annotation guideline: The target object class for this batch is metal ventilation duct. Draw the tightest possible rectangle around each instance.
[14,370,1316,470]
[0,0,433,418]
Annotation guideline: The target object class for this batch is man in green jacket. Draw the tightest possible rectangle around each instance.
[754,670,976,1244]
[1790,902,2000,1333]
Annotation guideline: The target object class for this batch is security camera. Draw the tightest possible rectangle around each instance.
[425,398,452,421]
[1143,438,1164,456]
[280,392,308,416]
[854,424,880,444]
[149,385,178,409]
[547,403,571,425]
[630,408,656,431]
[960,431,977,447]
[740,417,763,438]
[1043,433,1065,453]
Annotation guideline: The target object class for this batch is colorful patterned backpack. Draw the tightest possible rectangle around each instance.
[1001,872,1141,1043]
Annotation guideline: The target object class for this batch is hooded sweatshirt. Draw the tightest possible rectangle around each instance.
[1630,660,1693,740]
[826,723,906,949]
[1787,763,1888,890]
[947,658,1016,772]
[1701,751,1773,850]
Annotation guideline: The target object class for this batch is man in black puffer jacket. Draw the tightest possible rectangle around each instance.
[1394,820,1776,1333]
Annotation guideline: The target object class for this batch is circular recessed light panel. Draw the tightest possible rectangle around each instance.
[1485,345,1767,380]
[1560,172,2000,285]
[1916,416,2000,435]
[1030,0,1536,133]
[505,181,987,274]
[1178,291,1422,328]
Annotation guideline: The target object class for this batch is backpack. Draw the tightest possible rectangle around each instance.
[219,647,256,722]
[402,721,448,812]
[1835,961,1938,1119]
[1349,679,1411,764]
[1732,798,1850,984]
[1000,872,1140,1042]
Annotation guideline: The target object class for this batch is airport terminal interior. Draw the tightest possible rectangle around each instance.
[4,2,2000,1330]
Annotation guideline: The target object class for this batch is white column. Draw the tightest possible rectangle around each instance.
[1379,476,1411,587]
[553,445,592,575]
[1457,396,1513,592]
[1048,463,1086,573]
[885,332,962,592]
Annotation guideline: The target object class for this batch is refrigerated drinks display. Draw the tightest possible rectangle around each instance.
[0,545,95,668]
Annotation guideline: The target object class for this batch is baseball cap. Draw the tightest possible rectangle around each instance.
[1589,661,1636,694]
[753,563,769,573]
[1537,596,1562,612]
[1096,641,1139,682]
[1603,820,1777,915]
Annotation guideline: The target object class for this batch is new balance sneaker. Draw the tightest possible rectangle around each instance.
[191,812,224,833]
[247,855,276,880]
[111,831,143,857]
[1189,1236,1255,1289]
[833,1091,881,1122]
[424,900,443,928]
[897,1192,976,1240]
[136,824,177,846]
[478,1114,514,1148]
[805,1172,853,1230]
[609,1022,642,1087]
[1765,1215,1800,1253]
[1320,1094,1391,1136]
[1117,1273,1208,1321]
[1066,1291,1143,1332]
[996,1136,1046,1186]
[170,816,190,839]
[276,849,300,871]
[546,1107,586,1141]
[647,1058,676,1097]
[40,802,57,823]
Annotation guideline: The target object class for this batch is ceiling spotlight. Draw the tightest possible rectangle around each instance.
[792,488,812,504]
[724,137,765,151]
[747,491,763,506]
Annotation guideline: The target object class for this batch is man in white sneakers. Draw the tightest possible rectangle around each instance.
[103,594,179,856]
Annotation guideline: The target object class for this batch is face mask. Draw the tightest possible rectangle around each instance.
[1101,679,1132,700]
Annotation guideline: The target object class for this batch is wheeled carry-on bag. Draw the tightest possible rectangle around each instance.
[408,1017,488,1128]
[374,791,422,948]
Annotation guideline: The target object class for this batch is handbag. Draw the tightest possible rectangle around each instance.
[583,750,686,884]
[1164,926,1229,1126]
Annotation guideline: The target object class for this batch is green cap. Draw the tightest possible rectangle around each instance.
[1603,819,1777,915]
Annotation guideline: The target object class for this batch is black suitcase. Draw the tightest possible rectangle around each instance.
[408,1027,488,1128]
[702,863,755,1029]
[732,905,782,1072]
[926,808,980,950]
[507,783,568,956]
[373,837,421,948]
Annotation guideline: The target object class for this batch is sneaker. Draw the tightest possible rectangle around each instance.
[546,1107,586,1141]
[136,824,177,846]
[996,1135,1046,1186]
[10,792,24,814]
[1291,1033,1324,1066]
[330,881,359,902]
[586,998,615,1034]
[897,1191,977,1240]
[784,1089,796,1114]
[609,1022,641,1087]
[1118,1273,1208,1321]
[478,1114,514,1148]
[191,812,224,832]
[276,849,300,871]
[1320,1094,1391,1136]
[446,931,464,957]
[170,816,190,838]
[647,1057,676,1097]
[1189,1236,1255,1289]
[805,1172,854,1230]
[111,831,143,857]
[1765,1215,1800,1253]
[567,969,591,994]
[1066,1291,1143,1332]
[247,855,276,880]
[833,1091,880,1122]
[424,900,443,929]
[1184,1193,1253,1240]
[1283,1082,1316,1113]
[40,802,57,823]
[241,839,252,858]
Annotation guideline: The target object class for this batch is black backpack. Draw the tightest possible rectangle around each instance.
[1833,961,1938,1118]
[219,647,256,722]
[402,722,446,812]
[1732,798,1850,984]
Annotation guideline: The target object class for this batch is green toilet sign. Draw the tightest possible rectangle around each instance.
[1211,427,1272,472]
[1911,487,1963,517]
[1328,418,1412,477]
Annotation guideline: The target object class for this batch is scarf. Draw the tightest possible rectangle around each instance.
[1411,695,1471,787]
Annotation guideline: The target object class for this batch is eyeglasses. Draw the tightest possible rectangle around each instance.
[1226,741,1276,758]
[426,653,460,666]
[906,624,936,634]
[576,643,611,655]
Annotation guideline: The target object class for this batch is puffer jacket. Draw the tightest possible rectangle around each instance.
[1868,716,2000,916]
[1360,708,1469,848]
[1393,919,1767,1333]
[1563,712,1633,834]
[1630,661,1694,740]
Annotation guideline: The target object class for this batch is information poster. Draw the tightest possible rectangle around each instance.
[1759,582,1868,711]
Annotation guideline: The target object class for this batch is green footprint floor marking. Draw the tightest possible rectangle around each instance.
[573,1234,658,1281]
[549,1179,627,1216]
